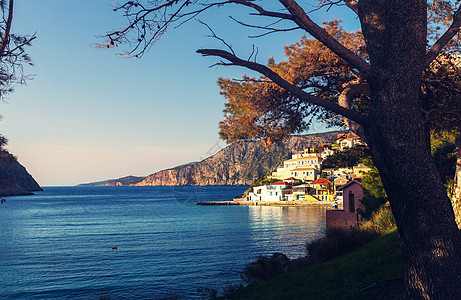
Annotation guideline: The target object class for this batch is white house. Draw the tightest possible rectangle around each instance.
[247,181,288,202]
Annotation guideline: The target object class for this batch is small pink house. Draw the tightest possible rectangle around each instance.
[326,180,364,229]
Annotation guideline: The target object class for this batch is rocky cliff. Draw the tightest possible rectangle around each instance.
[134,132,340,186]
[0,151,42,196]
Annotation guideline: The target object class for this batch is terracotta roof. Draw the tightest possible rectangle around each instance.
[272,181,286,185]
[284,177,297,181]
[311,178,333,185]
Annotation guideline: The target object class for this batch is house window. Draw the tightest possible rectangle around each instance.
[349,191,355,212]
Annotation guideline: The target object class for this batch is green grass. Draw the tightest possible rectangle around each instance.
[221,228,403,300]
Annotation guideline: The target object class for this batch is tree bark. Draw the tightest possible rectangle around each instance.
[360,1,461,298]
[452,137,461,228]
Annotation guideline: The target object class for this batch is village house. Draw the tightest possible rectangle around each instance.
[247,181,288,202]
[310,178,335,201]
[283,177,300,185]
[353,163,372,179]
[333,168,353,179]
[292,184,311,201]
[326,180,364,229]
[337,133,363,150]
[334,176,348,190]
[271,149,323,181]
[290,167,319,182]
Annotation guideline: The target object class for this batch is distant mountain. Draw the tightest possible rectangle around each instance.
[0,151,42,196]
[82,131,341,187]
[78,175,145,187]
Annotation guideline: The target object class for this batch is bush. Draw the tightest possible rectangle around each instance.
[360,205,396,235]
[306,227,379,264]
[240,253,290,284]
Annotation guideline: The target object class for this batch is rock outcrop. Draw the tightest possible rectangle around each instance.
[134,132,340,186]
[0,151,42,196]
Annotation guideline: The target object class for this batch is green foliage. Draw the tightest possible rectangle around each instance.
[240,253,290,285]
[305,226,380,265]
[359,158,388,219]
[222,228,403,300]
[321,144,370,169]
[360,206,396,235]
[249,175,279,188]
[431,130,458,185]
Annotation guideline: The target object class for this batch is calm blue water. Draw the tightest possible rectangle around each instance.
[0,186,326,299]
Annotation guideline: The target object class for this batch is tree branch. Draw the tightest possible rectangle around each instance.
[343,0,359,15]
[0,0,13,58]
[338,81,369,141]
[227,0,294,20]
[424,5,461,68]
[279,0,370,73]
[197,48,368,126]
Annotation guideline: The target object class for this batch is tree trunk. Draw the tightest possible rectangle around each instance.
[452,138,461,228]
[365,107,461,299]
[359,1,461,298]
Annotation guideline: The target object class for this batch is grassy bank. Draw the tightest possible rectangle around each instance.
[221,228,403,299]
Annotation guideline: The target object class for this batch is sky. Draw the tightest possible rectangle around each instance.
[1,1,358,186]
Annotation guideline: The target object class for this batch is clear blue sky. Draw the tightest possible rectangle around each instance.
[1,1,357,186]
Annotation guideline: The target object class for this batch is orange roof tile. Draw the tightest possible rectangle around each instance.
[311,178,333,185]
[272,181,286,185]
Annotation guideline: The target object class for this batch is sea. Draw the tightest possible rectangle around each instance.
[0,186,327,299]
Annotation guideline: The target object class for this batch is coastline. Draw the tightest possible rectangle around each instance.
[197,200,335,206]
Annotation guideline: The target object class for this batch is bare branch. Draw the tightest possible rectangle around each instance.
[229,16,299,38]
[425,5,461,68]
[197,48,368,125]
[0,0,13,58]
[279,0,370,73]
[198,19,235,56]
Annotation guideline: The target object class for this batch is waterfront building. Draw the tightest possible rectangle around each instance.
[326,180,364,229]
[310,178,335,201]
[247,181,288,202]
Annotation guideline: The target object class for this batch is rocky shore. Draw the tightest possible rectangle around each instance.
[0,151,42,196]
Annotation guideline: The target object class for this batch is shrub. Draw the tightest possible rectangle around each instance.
[306,227,379,264]
[240,253,290,284]
[360,205,396,235]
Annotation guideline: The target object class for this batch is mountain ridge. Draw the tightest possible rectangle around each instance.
[80,131,342,187]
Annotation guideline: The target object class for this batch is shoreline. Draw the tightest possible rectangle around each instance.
[197,200,336,206]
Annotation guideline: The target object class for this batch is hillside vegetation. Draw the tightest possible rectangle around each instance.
[222,228,403,300]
